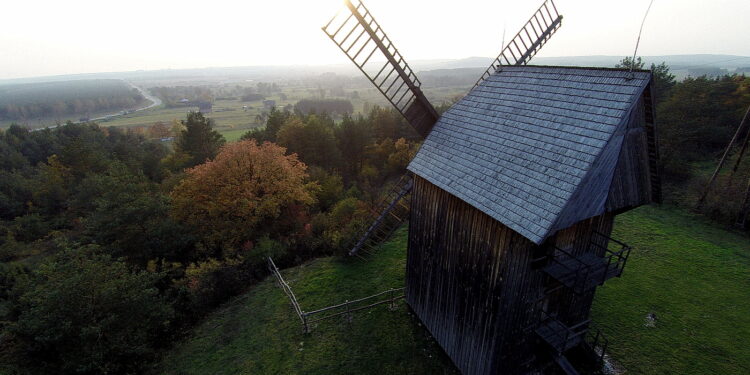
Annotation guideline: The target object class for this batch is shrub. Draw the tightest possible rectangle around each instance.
[9,246,173,374]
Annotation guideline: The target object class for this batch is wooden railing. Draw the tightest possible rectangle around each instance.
[582,325,609,366]
[590,231,632,280]
[267,257,307,328]
[536,309,590,354]
[305,287,404,327]
[267,257,404,333]
[542,232,632,293]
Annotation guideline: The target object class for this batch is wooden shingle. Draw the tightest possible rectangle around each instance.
[407,66,652,244]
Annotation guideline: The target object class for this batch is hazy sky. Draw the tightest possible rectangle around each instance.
[2,0,749,80]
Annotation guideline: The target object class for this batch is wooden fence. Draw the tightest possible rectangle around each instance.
[267,257,404,333]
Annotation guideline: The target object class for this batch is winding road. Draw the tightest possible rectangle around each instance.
[32,80,163,130]
[87,81,162,122]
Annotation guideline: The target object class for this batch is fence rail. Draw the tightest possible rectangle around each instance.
[267,257,404,333]
[267,257,306,327]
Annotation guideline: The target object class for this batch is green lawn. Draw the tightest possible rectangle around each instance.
[157,228,459,375]
[158,206,750,374]
[220,128,250,142]
[593,205,750,375]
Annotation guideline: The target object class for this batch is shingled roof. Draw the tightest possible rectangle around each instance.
[407,65,652,244]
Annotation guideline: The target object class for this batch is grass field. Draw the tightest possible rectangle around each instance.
[593,205,750,375]
[86,84,467,133]
[158,205,749,375]
[157,227,459,375]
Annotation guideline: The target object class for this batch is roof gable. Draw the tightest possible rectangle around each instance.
[407,66,652,244]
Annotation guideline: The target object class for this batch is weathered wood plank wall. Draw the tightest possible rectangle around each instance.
[406,176,547,374]
[607,94,653,212]
[407,176,621,374]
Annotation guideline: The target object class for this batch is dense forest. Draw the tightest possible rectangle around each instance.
[0,59,748,374]
[294,99,354,115]
[151,82,283,107]
[0,104,420,373]
[0,80,145,121]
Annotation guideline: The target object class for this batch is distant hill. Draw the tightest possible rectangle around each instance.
[2,55,747,87]
[414,54,750,73]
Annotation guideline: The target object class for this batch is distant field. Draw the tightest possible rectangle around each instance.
[0,79,145,128]
[87,84,468,133]
[0,74,469,132]
[220,128,249,142]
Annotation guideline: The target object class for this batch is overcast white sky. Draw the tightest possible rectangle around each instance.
[2,0,749,80]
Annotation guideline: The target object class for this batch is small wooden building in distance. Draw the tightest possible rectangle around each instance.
[405,66,660,374]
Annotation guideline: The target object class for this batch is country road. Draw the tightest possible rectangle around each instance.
[126,81,162,112]
[86,81,162,122]
[31,80,163,131]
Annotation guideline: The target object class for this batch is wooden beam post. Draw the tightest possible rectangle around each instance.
[696,104,750,208]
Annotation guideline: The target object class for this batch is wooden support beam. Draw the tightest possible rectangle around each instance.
[696,104,750,208]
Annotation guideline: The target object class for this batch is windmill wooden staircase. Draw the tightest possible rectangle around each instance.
[346,174,413,258]
[531,231,627,374]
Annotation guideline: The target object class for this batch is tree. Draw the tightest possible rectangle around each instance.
[10,246,173,374]
[173,112,225,168]
[650,61,676,104]
[335,114,371,181]
[615,56,645,70]
[82,166,194,265]
[170,140,314,255]
[616,57,675,104]
[241,107,290,143]
[276,115,342,170]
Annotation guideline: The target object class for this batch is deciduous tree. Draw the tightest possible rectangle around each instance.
[170,140,314,255]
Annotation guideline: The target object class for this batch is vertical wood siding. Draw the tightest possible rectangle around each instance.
[406,176,545,375]
[407,176,619,374]
[607,97,652,212]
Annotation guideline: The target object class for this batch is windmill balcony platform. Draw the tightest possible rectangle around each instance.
[536,311,590,354]
[542,232,632,294]
[537,312,611,375]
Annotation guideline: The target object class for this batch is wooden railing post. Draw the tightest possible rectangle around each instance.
[302,313,310,334]
[345,300,351,323]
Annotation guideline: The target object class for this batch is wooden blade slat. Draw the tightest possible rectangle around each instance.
[474,0,563,87]
[322,0,438,138]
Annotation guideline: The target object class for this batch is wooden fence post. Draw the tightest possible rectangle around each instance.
[303,313,310,334]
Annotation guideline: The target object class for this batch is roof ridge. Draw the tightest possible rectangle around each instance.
[506,65,653,74]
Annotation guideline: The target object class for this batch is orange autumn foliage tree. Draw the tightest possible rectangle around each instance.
[170,140,314,255]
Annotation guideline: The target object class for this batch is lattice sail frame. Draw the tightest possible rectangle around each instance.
[323,0,439,138]
[474,0,563,87]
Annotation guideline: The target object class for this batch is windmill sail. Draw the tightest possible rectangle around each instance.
[346,174,413,258]
[325,0,563,257]
[323,0,439,138]
[475,0,563,86]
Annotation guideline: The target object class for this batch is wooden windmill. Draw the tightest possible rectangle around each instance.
[324,1,661,374]
[324,0,564,257]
